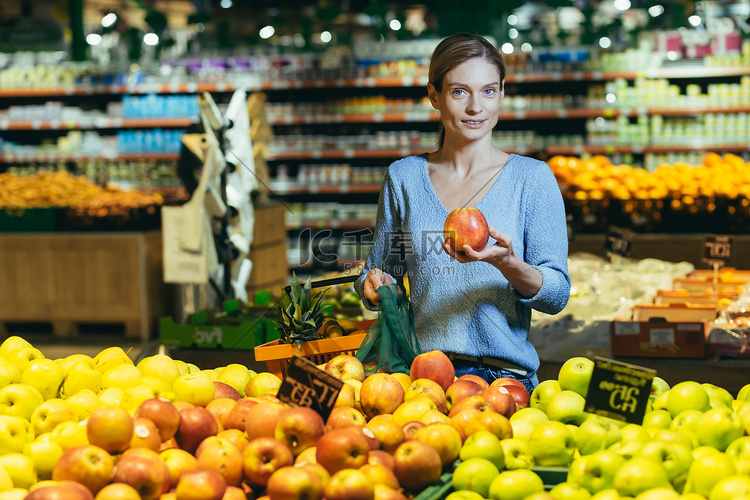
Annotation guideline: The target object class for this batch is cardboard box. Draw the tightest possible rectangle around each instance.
[633,303,718,323]
[610,320,709,358]
[252,204,287,247]
[247,241,289,289]
[654,290,736,306]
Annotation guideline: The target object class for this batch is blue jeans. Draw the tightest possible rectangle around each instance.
[454,364,538,394]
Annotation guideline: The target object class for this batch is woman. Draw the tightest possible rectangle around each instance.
[354,33,570,391]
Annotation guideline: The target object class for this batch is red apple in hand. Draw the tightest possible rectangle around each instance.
[444,207,490,252]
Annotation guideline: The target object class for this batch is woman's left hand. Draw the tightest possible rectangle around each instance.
[442,226,517,268]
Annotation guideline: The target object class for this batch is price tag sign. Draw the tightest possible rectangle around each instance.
[277,356,343,421]
[584,357,655,425]
[603,225,636,257]
[702,234,733,266]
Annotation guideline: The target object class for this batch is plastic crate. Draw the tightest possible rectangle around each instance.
[159,316,277,350]
[254,333,367,379]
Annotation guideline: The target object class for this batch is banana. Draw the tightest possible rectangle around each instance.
[322,318,344,338]
[335,318,361,335]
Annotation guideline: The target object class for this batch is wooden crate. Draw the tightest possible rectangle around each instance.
[0,231,167,341]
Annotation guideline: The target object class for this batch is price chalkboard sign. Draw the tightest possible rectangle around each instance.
[702,234,734,266]
[584,357,655,425]
[277,356,344,421]
[603,226,636,257]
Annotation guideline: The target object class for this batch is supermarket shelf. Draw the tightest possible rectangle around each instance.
[2,67,748,97]
[290,258,363,270]
[0,152,181,163]
[547,144,750,155]
[268,146,539,160]
[271,183,382,195]
[287,219,374,230]
[0,117,194,131]
[269,111,439,125]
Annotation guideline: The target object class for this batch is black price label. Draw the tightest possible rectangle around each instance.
[603,226,636,257]
[702,234,734,266]
[584,357,655,425]
[277,356,343,421]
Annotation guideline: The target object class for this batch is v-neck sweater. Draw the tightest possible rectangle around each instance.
[354,153,571,377]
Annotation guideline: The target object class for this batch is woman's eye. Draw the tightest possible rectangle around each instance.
[484,88,496,95]
[451,89,466,96]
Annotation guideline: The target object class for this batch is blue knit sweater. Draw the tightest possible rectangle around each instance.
[354,153,571,377]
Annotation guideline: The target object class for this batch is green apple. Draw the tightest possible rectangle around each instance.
[608,439,645,461]
[93,346,133,373]
[632,487,680,500]
[500,438,534,470]
[217,364,256,396]
[22,439,63,480]
[650,377,670,400]
[666,382,710,418]
[613,457,671,497]
[446,492,485,500]
[510,407,549,427]
[459,430,505,469]
[60,360,102,398]
[65,389,102,420]
[30,398,78,436]
[136,354,181,386]
[702,384,733,409]
[488,468,545,500]
[684,448,736,497]
[530,380,561,413]
[737,384,750,402]
[669,409,703,434]
[652,390,669,411]
[589,489,620,500]
[707,474,750,500]
[452,457,500,498]
[568,450,625,494]
[49,420,89,451]
[549,481,592,500]
[546,390,588,425]
[0,384,44,420]
[725,435,750,463]
[56,354,92,373]
[0,453,37,489]
[101,364,143,390]
[172,371,215,407]
[98,387,126,407]
[651,429,695,451]
[576,417,623,455]
[619,424,650,443]
[0,415,30,454]
[510,418,535,443]
[0,359,22,389]
[636,440,692,492]
[558,357,595,398]
[529,420,576,466]
[641,409,672,430]
[5,347,44,372]
[694,407,744,451]
[0,336,32,359]
[20,359,64,400]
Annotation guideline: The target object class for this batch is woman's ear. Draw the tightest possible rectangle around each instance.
[427,82,440,110]
[500,79,505,103]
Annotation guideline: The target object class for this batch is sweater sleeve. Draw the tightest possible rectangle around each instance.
[355,163,406,311]
[513,162,571,315]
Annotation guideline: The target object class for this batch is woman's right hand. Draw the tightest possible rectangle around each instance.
[362,268,393,307]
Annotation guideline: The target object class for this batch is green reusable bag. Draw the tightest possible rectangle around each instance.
[355,282,422,375]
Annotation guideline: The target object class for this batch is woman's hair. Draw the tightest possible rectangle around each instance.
[429,33,506,148]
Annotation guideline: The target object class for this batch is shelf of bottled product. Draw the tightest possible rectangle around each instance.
[0,117,195,131]
[286,219,375,230]
[547,143,750,155]
[1,66,749,98]
[0,152,181,164]
[267,146,543,161]
[272,183,383,195]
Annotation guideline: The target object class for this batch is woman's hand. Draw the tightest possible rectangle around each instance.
[363,268,394,307]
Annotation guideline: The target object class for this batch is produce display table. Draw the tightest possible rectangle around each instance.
[0,231,168,341]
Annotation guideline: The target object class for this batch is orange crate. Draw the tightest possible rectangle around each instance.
[254,333,367,379]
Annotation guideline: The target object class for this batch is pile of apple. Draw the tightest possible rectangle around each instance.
[3,335,750,500]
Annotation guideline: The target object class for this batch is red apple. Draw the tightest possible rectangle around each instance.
[196,438,243,487]
[392,440,442,492]
[324,355,365,383]
[94,483,141,500]
[366,418,405,454]
[409,351,455,392]
[401,420,426,441]
[445,379,484,412]
[448,395,495,418]
[266,465,324,500]
[217,429,250,453]
[373,484,408,500]
[112,448,169,500]
[175,407,219,454]
[443,207,490,252]
[175,468,227,500]
[86,406,134,454]
[359,373,405,419]
[344,425,380,451]
[213,381,241,401]
[241,437,294,488]
[412,423,462,468]
[224,398,259,431]
[205,399,238,429]
[457,374,490,390]
[295,446,318,465]
[325,406,366,432]
[359,463,399,490]
[275,407,325,457]
[298,462,331,489]
[324,469,374,500]
[404,378,448,414]
[245,401,287,441]
[465,410,513,440]
[449,408,481,441]
[135,398,181,442]
[334,382,357,408]
[25,480,94,500]
[172,401,194,412]
[368,450,395,471]
[315,427,370,474]
[481,385,517,418]
[222,485,247,500]
[52,445,114,494]
[503,384,530,410]
[160,448,197,489]
[130,417,162,452]
[491,377,526,390]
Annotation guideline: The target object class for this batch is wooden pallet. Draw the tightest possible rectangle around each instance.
[0,320,144,339]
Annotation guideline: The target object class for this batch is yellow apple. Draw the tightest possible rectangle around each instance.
[101,364,143,391]
[30,398,78,436]
[5,347,44,373]
[173,372,216,407]
[0,337,32,359]
[0,416,31,455]
[120,384,161,412]
[0,453,37,489]
[21,359,65,401]
[61,360,103,398]
[0,384,44,420]
[244,372,282,398]
[56,354,92,373]
[136,355,181,387]
[22,439,63,480]
[65,389,102,421]
[49,420,89,451]
[174,360,190,376]
[93,346,134,373]
[0,466,12,491]
[217,364,255,396]
[0,360,21,389]
[98,387,126,407]
[0,489,28,500]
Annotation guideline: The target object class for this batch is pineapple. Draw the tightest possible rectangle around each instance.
[277,273,330,349]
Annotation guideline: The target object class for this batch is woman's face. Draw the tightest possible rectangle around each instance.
[429,57,504,145]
